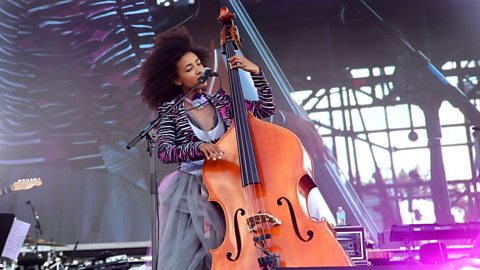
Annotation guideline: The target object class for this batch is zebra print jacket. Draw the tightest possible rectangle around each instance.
[156,72,276,164]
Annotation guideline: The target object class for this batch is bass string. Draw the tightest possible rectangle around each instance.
[225,40,274,254]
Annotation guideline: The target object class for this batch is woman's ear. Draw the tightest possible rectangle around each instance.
[174,78,182,86]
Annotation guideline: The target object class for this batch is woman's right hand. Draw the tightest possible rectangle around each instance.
[199,142,224,161]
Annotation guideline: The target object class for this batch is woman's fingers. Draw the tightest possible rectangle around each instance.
[209,144,223,160]
[228,56,240,69]
[200,143,224,160]
[228,56,245,68]
[228,56,259,74]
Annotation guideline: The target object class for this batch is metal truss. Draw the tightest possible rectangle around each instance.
[294,59,480,229]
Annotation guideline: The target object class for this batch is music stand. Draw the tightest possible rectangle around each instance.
[0,213,30,261]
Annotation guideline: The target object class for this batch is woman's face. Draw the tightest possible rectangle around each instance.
[174,51,207,94]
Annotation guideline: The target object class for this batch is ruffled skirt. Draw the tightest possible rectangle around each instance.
[157,171,225,270]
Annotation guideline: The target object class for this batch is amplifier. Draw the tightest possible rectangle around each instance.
[334,226,368,265]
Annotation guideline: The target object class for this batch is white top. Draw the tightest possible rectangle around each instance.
[180,110,225,175]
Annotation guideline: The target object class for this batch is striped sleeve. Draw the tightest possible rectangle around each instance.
[156,104,204,164]
[212,88,231,104]
[245,72,276,118]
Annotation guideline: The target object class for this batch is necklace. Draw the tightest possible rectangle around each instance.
[185,92,208,110]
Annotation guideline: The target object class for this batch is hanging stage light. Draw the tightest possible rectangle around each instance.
[155,0,195,7]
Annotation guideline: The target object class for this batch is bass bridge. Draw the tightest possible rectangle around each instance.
[247,212,281,233]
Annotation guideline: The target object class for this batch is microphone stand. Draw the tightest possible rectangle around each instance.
[126,79,206,270]
[26,200,43,253]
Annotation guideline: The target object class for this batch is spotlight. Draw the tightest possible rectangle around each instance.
[155,0,194,7]
[408,130,418,141]
[419,242,448,265]
[156,0,172,7]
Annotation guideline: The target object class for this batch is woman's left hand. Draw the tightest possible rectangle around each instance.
[228,55,261,75]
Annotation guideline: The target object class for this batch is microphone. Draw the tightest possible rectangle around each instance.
[26,200,43,235]
[127,67,217,149]
[198,67,218,83]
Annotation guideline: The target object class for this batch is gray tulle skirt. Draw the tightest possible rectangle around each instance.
[157,171,226,270]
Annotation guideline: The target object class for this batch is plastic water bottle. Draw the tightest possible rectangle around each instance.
[336,206,346,226]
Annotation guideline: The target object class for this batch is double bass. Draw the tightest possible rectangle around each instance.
[203,7,352,269]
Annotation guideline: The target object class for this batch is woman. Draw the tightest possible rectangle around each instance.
[140,27,275,270]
